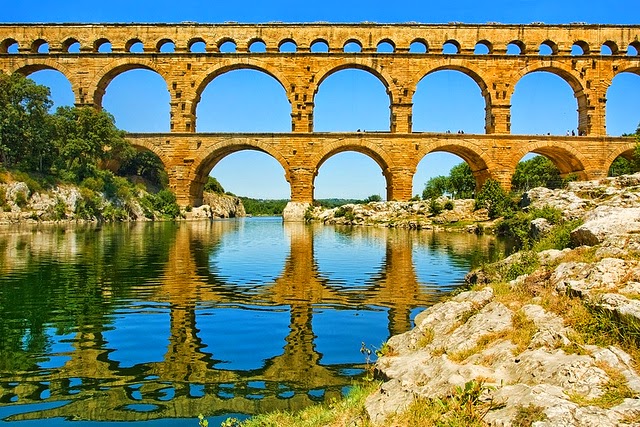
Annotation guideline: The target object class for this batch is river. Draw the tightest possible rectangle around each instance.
[0,218,509,426]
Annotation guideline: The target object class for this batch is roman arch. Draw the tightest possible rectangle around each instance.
[1,22,639,214]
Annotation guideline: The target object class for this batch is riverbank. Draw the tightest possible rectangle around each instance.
[229,173,640,427]
[303,198,492,232]
[0,178,244,223]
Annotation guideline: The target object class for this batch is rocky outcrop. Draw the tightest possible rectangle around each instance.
[306,198,490,230]
[366,173,640,426]
[185,192,246,220]
[0,181,245,223]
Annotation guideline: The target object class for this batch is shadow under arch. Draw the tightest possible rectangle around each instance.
[190,62,293,123]
[87,59,171,107]
[510,143,589,180]
[124,141,172,175]
[13,61,78,103]
[511,65,587,134]
[312,141,395,200]
[412,64,491,133]
[417,142,492,190]
[189,142,291,207]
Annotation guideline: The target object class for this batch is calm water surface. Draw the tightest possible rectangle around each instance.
[0,218,509,426]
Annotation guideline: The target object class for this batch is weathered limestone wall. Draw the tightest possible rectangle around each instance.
[126,132,636,207]
[1,23,639,207]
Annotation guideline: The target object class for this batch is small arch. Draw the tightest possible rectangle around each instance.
[156,39,175,53]
[126,38,144,53]
[278,39,297,53]
[376,39,395,53]
[474,40,492,54]
[571,40,589,56]
[32,39,48,53]
[62,38,81,53]
[628,41,640,56]
[539,40,558,55]
[248,38,267,53]
[189,38,207,53]
[1,38,19,54]
[310,38,329,53]
[94,38,112,53]
[409,39,428,53]
[218,38,236,53]
[601,40,619,55]
[507,40,525,55]
[343,39,362,53]
[443,40,460,54]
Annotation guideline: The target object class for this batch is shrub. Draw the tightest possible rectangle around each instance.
[141,189,180,219]
[444,199,454,210]
[14,191,28,208]
[428,198,443,215]
[76,188,102,220]
[475,179,514,219]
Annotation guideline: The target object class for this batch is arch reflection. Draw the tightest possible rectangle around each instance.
[0,220,505,422]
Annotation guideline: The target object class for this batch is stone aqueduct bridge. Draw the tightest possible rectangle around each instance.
[1,23,640,209]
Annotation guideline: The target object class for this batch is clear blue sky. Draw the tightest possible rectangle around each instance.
[5,0,640,199]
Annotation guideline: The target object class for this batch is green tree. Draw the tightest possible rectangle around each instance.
[511,155,563,191]
[422,175,449,199]
[51,106,133,182]
[363,194,382,203]
[448,162,475,199]
[0,72,54,172]
[204,176,225,193]
[118,150,168,189]
[608,125,640,177]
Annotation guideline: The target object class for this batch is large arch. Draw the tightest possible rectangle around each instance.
[410,64,491,134]
[99,68,171,132]
[412,65,491,133]
[312,65,393,132]
[606,68,640,136]
[312,62,397,102]
[510,65,586,135]
[13,60,78,104]
[194,67,291,133]
[87,59,171,107]
[414,142,492,192]
[191,60,293,120]
[189,141,291,206]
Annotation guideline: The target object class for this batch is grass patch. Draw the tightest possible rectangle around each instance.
[568,363,634,409]
[217,382,380,427]
[385,380,496,427]
[417,327,435,348]
[512,404,547,426]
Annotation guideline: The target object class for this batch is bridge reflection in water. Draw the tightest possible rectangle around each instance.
[0,220,506,423]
